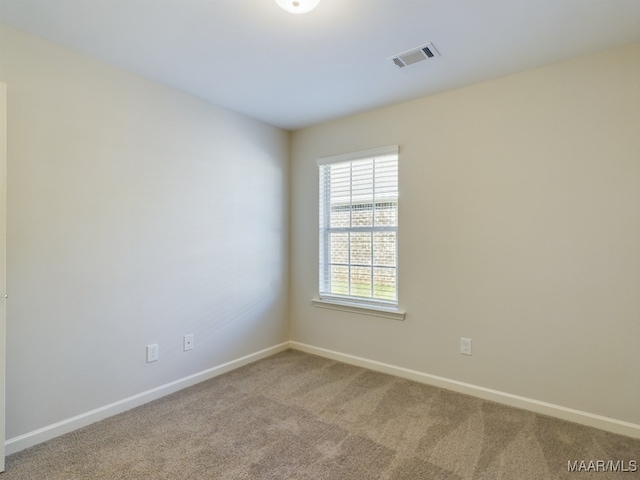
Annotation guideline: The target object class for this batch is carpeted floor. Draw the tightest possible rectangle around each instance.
[3,349,638,479]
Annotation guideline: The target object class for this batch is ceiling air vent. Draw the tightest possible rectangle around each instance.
[389,43,440,68]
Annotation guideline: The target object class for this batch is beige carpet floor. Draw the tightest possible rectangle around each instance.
[3,349,638,479]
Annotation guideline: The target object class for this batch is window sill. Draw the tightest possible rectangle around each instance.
[311,297,406,321]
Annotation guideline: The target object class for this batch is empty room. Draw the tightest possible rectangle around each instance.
[0,0,638,478]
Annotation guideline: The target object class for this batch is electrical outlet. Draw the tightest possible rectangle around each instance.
[183,334,194,351]
[146,344,159,363]
[460,338,472,356]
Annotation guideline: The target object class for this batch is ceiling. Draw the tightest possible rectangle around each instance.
[1,0,639,130]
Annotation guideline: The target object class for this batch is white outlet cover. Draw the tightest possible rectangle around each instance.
[146,344,159,362]
[460,338,472,356]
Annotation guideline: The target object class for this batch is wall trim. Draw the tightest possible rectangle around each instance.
[311,297,406,321]
[7,339,638,455]
[5,342,290,455]
[290,341,640,440]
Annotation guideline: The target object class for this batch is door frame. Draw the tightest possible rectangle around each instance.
[0,81,7,472]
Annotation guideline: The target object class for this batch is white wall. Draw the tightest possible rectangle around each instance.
[290,44,640,426]
[0,25,289,440]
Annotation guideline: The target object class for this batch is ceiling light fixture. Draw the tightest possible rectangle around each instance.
[275,0,320,14]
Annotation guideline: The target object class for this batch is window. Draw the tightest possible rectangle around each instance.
[317,146,399,313]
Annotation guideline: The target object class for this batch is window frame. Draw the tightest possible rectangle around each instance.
[314,145,405,320]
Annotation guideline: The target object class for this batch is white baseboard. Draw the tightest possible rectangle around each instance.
[5,342,290,455]
[290,341,640,440]
[7,339,638,455]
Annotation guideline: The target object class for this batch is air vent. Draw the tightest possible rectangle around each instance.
[389,42,440,68]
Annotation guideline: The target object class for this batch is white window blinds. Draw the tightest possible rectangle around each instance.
[318,146,399,307]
